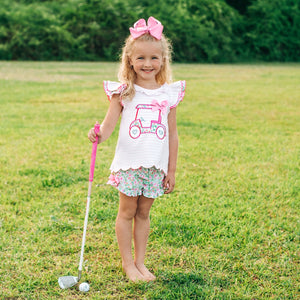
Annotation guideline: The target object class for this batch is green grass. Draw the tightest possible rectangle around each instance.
[0,61,299,299]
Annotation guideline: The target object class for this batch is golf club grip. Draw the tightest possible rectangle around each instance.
[89,124,100,182]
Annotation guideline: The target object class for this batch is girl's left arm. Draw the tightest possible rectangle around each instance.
[164,107,178,194]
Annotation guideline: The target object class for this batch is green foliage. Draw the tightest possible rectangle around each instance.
[225,0,253,14]
[0,0,299,61]
[58,0,138,60]
[170,0,242,62]
[0,0,75,60]
[245,0,300,61]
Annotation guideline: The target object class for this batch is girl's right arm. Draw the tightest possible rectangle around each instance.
[88,94,122,143]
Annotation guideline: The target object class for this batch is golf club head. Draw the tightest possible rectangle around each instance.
[58,276,78,289]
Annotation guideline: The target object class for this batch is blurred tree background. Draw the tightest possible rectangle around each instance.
[0,0,299,62]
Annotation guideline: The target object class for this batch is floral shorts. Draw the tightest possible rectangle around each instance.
[107,167,165,199]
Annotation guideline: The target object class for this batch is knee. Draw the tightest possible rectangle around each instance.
[135,207,150,220]
[118,206,137,221]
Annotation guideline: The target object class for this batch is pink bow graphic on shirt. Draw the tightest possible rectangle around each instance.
[152,100,168,115]
[129,17,164,40]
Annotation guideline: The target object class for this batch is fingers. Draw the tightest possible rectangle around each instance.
[88,126,99,143]
[164,186,174,194]
[87,128,94,143]
[164,176,175,194]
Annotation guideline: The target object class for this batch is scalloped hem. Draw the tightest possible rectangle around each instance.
[110,164,167,176]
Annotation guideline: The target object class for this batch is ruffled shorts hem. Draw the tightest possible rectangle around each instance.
[115,187,165,199]
[107,166,165,199]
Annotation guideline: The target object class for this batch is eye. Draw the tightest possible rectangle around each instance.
[152,56,158,60]
[137,57,144,60]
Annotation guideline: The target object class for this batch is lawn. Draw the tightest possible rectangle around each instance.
[0,62,299,299]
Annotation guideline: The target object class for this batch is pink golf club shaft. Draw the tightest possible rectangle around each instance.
[79,123,100,280]
[89,123,100,182]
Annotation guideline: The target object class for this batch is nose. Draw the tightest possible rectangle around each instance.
[144,58,151,67]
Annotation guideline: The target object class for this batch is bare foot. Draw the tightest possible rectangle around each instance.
[135,263,156,281]
[122,263,145,282]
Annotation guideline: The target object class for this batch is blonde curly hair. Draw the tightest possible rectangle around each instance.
[118,33,173,100]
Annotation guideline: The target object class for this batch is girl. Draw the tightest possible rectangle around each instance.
[88,16,185,282]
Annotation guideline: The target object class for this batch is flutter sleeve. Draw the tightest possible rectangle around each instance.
[168,80,186,108]
[103,81,127,101]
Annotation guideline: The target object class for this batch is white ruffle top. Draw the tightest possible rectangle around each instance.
[103,80,186,175]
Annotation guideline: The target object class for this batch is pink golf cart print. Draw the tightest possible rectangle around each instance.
[129,100,168,140]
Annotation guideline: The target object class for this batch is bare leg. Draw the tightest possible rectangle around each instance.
[134,195,156,281]
[115,192,144,282]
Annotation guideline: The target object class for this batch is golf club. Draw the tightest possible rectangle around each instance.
[58,123,100,289]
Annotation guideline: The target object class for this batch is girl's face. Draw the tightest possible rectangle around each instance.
[129,40,163,86]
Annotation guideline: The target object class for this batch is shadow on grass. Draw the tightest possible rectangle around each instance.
[130,271,223,300]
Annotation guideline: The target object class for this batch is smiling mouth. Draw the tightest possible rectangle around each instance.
[142,69,154,73]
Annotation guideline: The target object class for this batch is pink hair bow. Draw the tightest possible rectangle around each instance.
[152,100,168,115]
[130,16,163,40]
